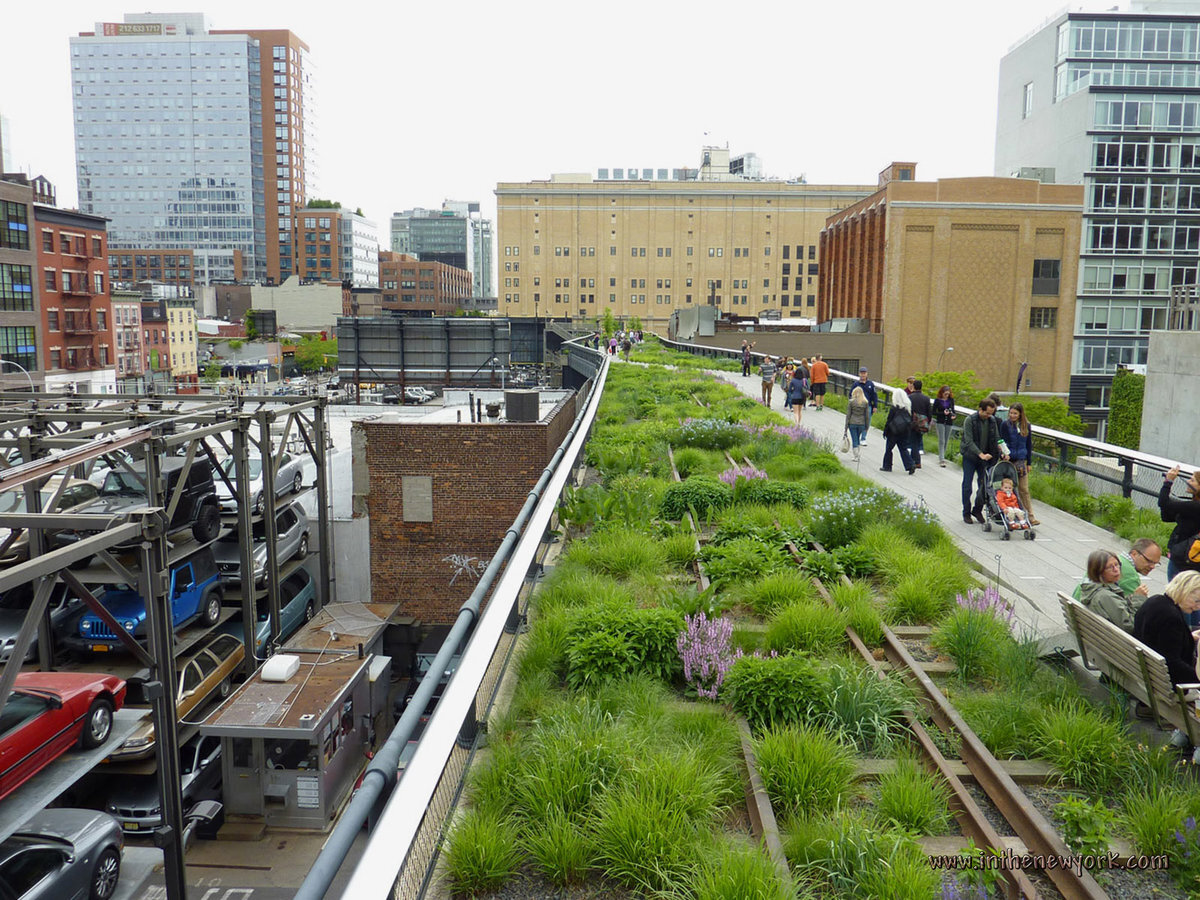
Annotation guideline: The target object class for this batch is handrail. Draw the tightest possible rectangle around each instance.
[658,334,1195,499]
[295,344,608,900]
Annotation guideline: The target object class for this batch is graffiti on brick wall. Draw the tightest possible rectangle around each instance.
[443,553,489,586]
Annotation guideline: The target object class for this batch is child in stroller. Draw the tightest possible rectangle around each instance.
[981,459,1036,540]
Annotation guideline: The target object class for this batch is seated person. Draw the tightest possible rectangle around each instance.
[995,477,1027,528]
[1132,570,1200,688]
[1072,550,1141,634]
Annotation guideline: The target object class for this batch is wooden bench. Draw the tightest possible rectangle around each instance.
[1058,591,1200,758]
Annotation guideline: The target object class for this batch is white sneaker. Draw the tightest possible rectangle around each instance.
[1170,729,1190,749]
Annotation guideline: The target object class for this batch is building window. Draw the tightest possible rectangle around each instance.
[47,310,59,331]
[1,326,38,373]
[44,270,56,291]
[1029,307,1058,329]
[0,202,29,250]
[0,264,34,311]
[92,237,102,257]
[1022,82,1034,119]
[1032,259,1061,295]
[41,231,53,252]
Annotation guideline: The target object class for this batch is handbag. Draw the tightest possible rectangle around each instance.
[913,413,931,434]
[1170,531,1200,567]
[840,431,851,454]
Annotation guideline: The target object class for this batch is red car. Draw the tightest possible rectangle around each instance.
[0,672,126,801]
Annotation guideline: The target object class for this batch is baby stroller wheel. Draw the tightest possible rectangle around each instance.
[982,519,992,533]
[1002,530,1011,540]
[1025,529,1035,540]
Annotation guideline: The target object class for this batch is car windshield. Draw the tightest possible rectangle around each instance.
[220,458,263,480]
[101,471,145,495]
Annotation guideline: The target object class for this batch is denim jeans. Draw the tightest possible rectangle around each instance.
[882,434,914,472]
[848,424,866,448]
[908,430,924,466]
[961,456,989,515]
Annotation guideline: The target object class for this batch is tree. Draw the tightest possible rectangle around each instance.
[1107,368,1145,449]
[203,361,222,383]
[294,338,338,373]
[1022,397,1085,436]
[355,207,364,217]
[243,311,258,341]
[305,199,342,209]
[628,316,642,332]
[602,308,616,336]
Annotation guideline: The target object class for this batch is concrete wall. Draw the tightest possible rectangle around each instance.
[1141,331,1200,460]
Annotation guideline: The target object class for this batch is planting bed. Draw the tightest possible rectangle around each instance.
[438,360,1200,900]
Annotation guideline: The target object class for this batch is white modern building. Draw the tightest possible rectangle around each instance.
[389,201,494,300]
[996,0,1200,436]
[339,211,379,288]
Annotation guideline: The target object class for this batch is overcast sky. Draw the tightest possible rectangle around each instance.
[3,0,1102,231]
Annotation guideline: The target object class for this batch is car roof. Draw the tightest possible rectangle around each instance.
[7,809,112,846]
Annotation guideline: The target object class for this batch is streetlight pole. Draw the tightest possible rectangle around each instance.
[0,359,35,393]
[937,347,955,371]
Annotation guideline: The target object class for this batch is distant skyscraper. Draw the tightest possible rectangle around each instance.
[70,13,316,285]
[389,201,493,297]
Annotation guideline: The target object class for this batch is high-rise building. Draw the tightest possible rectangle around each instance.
[496,151,872,324]
[996,1,1200,435]
[70,13,315,286]
[389,201,493,297]
[0,176,42,392]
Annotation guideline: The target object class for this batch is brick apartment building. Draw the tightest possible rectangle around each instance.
[109,248,207,292]
[818,163,1082,393]
[378,251,472,317]
[111,288,143,388]
[35,204,116,392]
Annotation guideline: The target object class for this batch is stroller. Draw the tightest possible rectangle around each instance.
[980,459,1036,541]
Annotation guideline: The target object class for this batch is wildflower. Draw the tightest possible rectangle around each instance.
[677,612,743,700]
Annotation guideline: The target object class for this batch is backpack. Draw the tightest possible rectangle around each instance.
[913,413,931,434]
[1170,531,1200,569]
[885,407,912,439]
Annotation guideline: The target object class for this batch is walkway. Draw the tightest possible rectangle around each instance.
[710,369,1168,649]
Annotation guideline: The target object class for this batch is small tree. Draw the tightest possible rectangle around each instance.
[203,361,222,383]
[243,311,258,341]
[628,316,642,332]
[602,308,616,336]
[1107,368,1145,450]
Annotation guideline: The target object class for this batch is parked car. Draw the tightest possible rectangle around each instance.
[0,476,100,567]
[73,549,222,652]
[107,633,243,762]
[221,568,316,658]
[404,387,436,404]
[212,502,309,585]
[105,734,222,834]
[0,672,127,801]
[59,458,221,557]
[0,808,123,900]
[214,453,304,515]
[0,582,86,663]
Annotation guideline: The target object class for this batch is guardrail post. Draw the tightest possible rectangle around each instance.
[1122,457,1135,499]
[1058,440,1069,474]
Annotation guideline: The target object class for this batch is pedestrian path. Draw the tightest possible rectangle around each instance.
[710,369,1168,649]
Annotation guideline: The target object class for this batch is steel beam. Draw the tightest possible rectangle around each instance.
[0,523,143,593]
[0,428,154,492]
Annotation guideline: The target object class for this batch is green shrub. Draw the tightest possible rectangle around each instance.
[564,605,683,689]
[1107,367,1144,450]
[764,602,847,655]
[1054,794,1116,857]
[732,570,818,617]
[753,723,856,817]
[701,536,787,590]
[821,663,909,753]
[442,809,523,895]
[876,757,952,834]
[831,544,878,578]
[1036,705,1130,792]
[734,478,810,509]
[932,606,1013,682]
[798,549,845,584]
[660,476,732,520]
[723,652,826,730]
[806,487,899,548]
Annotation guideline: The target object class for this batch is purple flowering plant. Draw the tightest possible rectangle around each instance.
[677,612,744,700]
[718,465,767,487]
[955,586,1014,624]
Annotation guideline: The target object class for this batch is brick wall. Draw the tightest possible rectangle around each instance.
[365,394,577,622]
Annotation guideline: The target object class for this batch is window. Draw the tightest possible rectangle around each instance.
[0,326,38,373]
[92,237,102,257]
[47,310,59,331]
[1022,82,1034,119]
[1029,307,1058,329]
[1032,259,1061,295]
[59,234,70,254]
[0,202,29,250]
[0,264,33,311]
[44,270,56,291]
[41,231,53,252]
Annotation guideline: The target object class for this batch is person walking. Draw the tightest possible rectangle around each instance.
[960,397,1005,525]
[908,379,932,470]
[809,355,830,410]
[759,356,778,406]
[855,368,878,446]
[741,340,754,377]
[880,388,916,475]
[845,386,871,461]
[1000,401,1038,525]
[932,385,956,467]
[785,366,808,424]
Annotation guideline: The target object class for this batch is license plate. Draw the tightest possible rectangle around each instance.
[124,822,138,830]
[92,645,110,652]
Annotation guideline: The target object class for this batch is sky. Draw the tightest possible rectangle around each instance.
[2,0,1103,232]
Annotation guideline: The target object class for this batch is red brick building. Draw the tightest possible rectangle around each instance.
[109,249,201,292]
[378,251,472,317]
[360,396,577,622]
[34,205,116,391]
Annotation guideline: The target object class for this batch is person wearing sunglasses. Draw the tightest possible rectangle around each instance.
[1117,538,1162,598]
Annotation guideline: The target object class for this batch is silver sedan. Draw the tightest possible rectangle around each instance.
[0,808,123,900]
[214,453,304,515]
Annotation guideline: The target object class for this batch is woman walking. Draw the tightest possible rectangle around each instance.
[932,385,956,467]
[844,386,870,461]
[785,367,808,424]
[880,387,915,475]
[1000,401,1038,526]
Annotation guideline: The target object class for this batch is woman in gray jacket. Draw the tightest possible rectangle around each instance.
[844,386,871,461]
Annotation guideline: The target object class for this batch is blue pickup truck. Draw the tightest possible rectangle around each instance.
[72,549,223,652]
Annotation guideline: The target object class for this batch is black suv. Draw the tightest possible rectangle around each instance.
[61,458,222,552]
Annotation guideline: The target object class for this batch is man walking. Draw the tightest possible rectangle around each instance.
[741,340,754,377]
[908,379,932,470]
[855,367,878,446]
[759,356,778,406]
[809,354,829,409]
[961,398,1005,525]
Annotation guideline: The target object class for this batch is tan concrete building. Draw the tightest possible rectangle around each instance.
[496,172,874,326]
[818,164,1083,395]
[167,297,198,389]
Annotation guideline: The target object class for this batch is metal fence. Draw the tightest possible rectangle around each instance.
[295,340,608,900]
[657,335,1194,507]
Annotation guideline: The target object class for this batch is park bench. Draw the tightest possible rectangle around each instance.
[1058,591,1200,761]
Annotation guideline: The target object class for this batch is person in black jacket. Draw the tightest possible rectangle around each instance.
[1161,465,1200,581]
[880,387,915,475]
[960,398,1006,525]
[907,379,932,470]
[1132,570,1200,689]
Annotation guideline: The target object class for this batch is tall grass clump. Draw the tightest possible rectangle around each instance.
[564,527,666,579]
[534,563,634,617]
[691,840,795,900]
[516,610,569,682]
[820,663,909,754]
[885,577,947,625]
[1036,704,1131,792]
[521,808,591,887]
[785,811,940,899]
[1121,785,1190,858]
[732,570,818,617]
[954,689,1043,759]
[752,723,856,818]
[829,580,884,645]
[441,809,523,896]
[932,605,1013,683]
[764,601,848,655]
[659,530,699,570]
[876,757,952,834]
[588,782,703,893]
